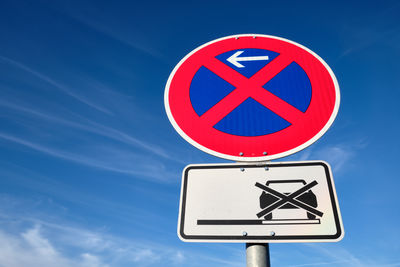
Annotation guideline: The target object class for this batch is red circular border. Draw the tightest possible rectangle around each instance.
[165,35,338,160]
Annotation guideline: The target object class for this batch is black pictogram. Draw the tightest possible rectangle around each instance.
[255,179,322,224]
[197,179,323,226]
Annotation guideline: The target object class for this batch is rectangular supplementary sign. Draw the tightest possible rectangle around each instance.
[178,161,344,243]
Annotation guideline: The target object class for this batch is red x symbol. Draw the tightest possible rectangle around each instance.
[200,54,304,128]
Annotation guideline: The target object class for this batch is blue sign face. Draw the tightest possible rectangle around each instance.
[189,48,312,137]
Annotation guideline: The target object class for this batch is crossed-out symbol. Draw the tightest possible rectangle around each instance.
[166,35,338,159]
[255,180,324,219]
[197,52,305,128]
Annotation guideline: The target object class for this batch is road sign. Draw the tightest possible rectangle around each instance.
[178,161,343,243]
[165,34,340,161]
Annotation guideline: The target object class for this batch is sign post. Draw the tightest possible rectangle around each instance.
[164,34,342,266]
[247,243,270,267]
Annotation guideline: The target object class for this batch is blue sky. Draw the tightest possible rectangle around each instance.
[0,0,399,266]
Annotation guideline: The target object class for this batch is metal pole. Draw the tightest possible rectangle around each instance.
[246,243,270,267]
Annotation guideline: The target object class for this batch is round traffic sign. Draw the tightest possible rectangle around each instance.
[165,34,340,161]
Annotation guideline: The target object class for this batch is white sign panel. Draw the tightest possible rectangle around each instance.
[178,161,343,243]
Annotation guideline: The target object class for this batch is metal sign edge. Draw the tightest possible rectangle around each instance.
[177,160,344,243]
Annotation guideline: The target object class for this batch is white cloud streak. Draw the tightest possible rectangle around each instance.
[4,208,400,267]
[285,243,400,267]
[59,6,166,61]
[298,243,364,267]
[313,146,352,172]
[171,251,185,264]
[291,141,364,173]
[290,259,358,267]
[339,3,400,58]
[0,132,174,181]
[0,225,109,267]
[0,99,173,160]
[0,55,112,115]
[0,212,242,267]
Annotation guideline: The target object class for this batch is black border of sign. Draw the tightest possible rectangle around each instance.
[178,161,343,242]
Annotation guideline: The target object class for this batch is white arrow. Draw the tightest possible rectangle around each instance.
[226,51,269,68]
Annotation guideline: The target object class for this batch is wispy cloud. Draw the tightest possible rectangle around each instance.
[0,99,173,160]
[313,146,353,172]
[290,259,358,267]
[0,225,109,267]
[291,138,368,173]
[0,223,177,267]
[0,55,112,114]
[290,145,352,172]
[62,10,166,61]
[0,132,176,181]
[381,263,400,267]
[171,251,185,264]
[0,163,176,231]
[339,3,400,58]
[297,243,364,267]
[340,27,399,58]
[0,201,243,267]
[297,148,312,162]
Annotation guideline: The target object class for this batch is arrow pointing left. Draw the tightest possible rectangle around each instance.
[227,51,270,68]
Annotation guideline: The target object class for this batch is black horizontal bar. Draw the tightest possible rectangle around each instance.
[198,220,263,225]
